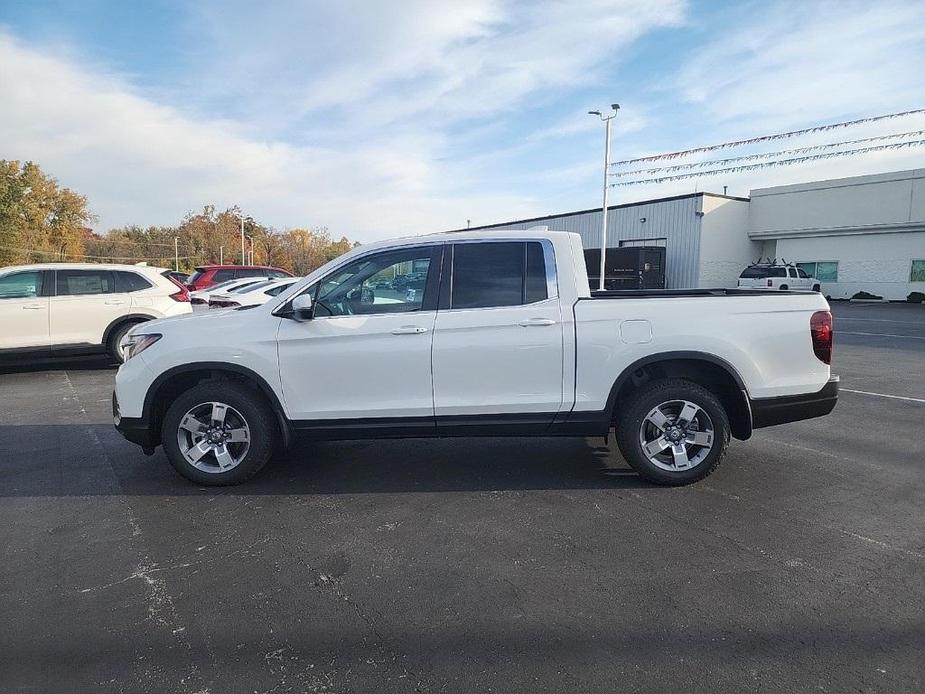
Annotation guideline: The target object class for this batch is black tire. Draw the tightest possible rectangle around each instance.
[779,284,788,290]
[108,320,145,364]
[615,379,730,486]
[161,380,276,485]
[812,284,821,292]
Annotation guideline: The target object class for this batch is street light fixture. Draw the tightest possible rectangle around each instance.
[588,104,620,291]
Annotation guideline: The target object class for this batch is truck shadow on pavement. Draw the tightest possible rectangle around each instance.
[0,355,117,374]
[0,425,654,496]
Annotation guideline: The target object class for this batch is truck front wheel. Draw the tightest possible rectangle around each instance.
[161,380,276,485]
[615,379,730,486]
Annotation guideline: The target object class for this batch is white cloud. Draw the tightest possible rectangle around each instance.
[190,0,686,130]
[0,1,686,239]
[613,0,925,203]
[676,1,925,127]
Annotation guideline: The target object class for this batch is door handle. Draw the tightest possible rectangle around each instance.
[518,318,556,327]
[21,304,45,310]
[391,326,429,335]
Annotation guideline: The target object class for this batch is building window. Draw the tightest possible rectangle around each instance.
[911,260,925,282]
[619,237,667,248]
[796,261,838,282]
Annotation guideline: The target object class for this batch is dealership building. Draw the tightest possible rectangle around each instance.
[458,168,925,301]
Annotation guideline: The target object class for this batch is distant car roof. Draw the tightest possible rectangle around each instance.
[193,264,290,271]
[1,262,170,274]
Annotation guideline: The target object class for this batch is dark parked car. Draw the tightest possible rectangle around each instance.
[392,272,427,290]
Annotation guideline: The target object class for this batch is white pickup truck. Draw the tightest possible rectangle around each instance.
[113,230,838,486]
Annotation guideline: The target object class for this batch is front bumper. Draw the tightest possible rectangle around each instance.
[750,376,839,429]
[113,391,158,448]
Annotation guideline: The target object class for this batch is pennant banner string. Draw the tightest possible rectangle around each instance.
[610,139,925,187]
[609,130,925,177]
[609,108,925,166]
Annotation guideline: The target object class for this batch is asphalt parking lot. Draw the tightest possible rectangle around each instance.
[1,301,923,693]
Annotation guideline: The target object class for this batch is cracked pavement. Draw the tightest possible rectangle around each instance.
[1,302,923,693]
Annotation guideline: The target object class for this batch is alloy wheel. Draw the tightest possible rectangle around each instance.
[638,399,715,472]
[176,401,251,473]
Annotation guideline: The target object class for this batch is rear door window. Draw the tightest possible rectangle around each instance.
[56,270,114,296]
[739,267,767,279]
[234,268,267,279]
[211,269,236,282]
[452,242,523,309]
[450,241,548,309]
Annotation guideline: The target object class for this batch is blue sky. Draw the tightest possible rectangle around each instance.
[2,0,925,240]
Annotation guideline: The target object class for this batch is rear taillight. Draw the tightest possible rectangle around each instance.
[166,275,190,302]
[767,279,773,287]
[810,310,833,364]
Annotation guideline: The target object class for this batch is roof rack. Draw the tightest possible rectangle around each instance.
[747,257,798,268]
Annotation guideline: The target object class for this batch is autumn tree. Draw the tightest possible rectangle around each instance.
[0,160,94,265]
[1,160,359,274]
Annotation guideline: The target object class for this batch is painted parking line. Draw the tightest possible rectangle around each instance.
[842,388,925,404]
[839,331,925,340]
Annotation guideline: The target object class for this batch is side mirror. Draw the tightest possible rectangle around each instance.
[291,293,314,321]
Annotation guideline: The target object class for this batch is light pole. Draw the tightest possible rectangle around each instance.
[219,246,224,264]
[234,211,246,265]
[245,235,254,265]
[588,104,619,291]
[174,237,179,271]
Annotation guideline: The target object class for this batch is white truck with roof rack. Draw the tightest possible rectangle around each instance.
[737,260,820,292]
[113,229,838,487]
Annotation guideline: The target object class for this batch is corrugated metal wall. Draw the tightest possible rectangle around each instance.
[470,195,704,288]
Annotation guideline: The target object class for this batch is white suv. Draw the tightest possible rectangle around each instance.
[737,263,820,291]
[0,263,193,363]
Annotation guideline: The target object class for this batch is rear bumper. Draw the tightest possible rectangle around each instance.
[750,377,839,429]
[112,391,158,448]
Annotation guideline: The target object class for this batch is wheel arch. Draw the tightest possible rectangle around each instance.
[142,362,291,448]
[102,313,156,348]
[605,351,753,440]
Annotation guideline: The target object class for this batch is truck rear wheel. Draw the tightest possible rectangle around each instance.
[161,380,275,485]
[615,379,730,486]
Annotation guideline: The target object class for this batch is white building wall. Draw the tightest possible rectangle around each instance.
[774,232,925,300]
[697,196,755,287]
[748,168,925,301]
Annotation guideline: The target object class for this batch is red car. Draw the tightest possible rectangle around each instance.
[185,265,292,291]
